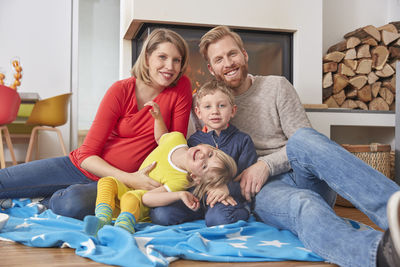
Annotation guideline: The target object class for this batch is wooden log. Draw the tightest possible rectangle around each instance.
[375,64,395,78]
[338,63,356,76]
[346,88,358,99]
[358,84,372,102]
[346,36,361,49]
[361,37,378,46]
[371,46,389,70]
[389,46,400,59]
[323,72,333,88]
[341,99,358,109]
[323,96,339,108]
[323,51,345,62]
[369,97,389,110]
[381,30,400,46]
[355,100,369,110]
[349,75,368,89]
[323,86,333,100]
[357,44,371,58]
[327,40,347,53]
[378,24,398,34]
[382,77,396,93]
[345,48,357,60]
[343,59,358,70]
[344,25,381,42]
[333,74,349,94]
[379,87,394,105]
[390,21,400,32]
[323,62,338,73]
[389,59,397,71]
[333,90,346,106]
[371,82,382,98]
[356,59,373,74]
[392,39,400,47]
[368,71,379,84]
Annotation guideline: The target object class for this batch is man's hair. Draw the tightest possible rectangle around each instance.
[196,79,235,107]
[189,146,237,200]
[199,25,245,62]
[131,28,189,87]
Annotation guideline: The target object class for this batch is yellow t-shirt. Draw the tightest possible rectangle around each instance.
[139,131,189,192]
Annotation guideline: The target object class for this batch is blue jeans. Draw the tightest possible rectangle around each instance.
[150,181,249,227]
[0,156,97,219]
[254,128,400,267]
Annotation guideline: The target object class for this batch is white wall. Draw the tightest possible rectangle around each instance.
[120,0,323,104]
[78,0,120,130]
[0,0,72,160]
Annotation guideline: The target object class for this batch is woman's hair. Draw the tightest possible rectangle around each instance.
[199,25,245,62]
[131,28,189,87]
[196,79,235,107]
[189,145,238,200]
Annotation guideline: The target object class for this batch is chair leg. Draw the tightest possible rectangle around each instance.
[3,127,17,166]
[25,126,39,163]
[0,127,5,169]
[55,128,68,156]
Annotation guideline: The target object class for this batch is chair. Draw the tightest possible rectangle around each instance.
[0,85,21,168]
[25,93,72,162]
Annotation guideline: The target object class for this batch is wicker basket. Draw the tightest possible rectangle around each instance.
[335,143,392,208]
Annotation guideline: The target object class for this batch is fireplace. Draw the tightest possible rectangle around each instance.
[131,24,293,92]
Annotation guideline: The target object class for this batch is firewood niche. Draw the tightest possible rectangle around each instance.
[323,22,400,111]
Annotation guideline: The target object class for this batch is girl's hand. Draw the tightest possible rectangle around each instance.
[144,101,162,120]
[206,185,236,208]
[179,191,200,211]
[126,161,161,190]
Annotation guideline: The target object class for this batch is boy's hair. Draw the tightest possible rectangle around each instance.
[199,25,245,62]
[189,145,238,200]
[196,79,235,107]
[131,28,189,87]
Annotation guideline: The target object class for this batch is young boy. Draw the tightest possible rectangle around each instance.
[150,79,258,227]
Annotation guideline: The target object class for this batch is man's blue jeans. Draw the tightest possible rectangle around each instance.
[254,128,400,267]
[0,156,97,219]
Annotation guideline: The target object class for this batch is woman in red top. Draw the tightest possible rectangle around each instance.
[0,29,193,219]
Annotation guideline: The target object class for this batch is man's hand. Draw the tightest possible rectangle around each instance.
[127,161,161,190]
[179,191,200,211]
[235,161,270,201]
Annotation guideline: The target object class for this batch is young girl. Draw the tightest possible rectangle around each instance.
[83,102,237,235]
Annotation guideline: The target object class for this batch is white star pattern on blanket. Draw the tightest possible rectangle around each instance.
[229,242,248,249]
[258,240,289,248]
[15,222,33,229]
[31,234,45,241]
[226,228,253,241]
[80,239,96,256]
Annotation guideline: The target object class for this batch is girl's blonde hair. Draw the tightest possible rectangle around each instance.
[189,145,238,200]
[131,28,189,87]
[199,25,245,62]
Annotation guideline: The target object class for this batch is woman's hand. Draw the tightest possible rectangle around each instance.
[126,161,161,190]
[206,185,237,207]
[179,191,200,211]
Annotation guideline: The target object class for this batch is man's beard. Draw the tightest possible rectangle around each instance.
[215,63,248,90]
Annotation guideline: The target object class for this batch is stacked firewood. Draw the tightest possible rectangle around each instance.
[323,22,400,110]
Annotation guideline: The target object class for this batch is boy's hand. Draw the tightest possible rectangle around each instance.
[144,101,162,120]
[179,191,200,211]
[206,185,237,207]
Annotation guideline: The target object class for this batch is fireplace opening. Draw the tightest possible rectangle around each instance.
[132,24,293,92]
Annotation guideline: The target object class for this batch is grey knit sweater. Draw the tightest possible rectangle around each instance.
[230,75,311,176]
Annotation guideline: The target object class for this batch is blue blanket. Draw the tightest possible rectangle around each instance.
[0,199,369,267]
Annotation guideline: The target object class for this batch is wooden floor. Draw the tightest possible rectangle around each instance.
[0,206,382,267]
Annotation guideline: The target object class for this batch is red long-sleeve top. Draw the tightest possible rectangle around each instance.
[69,75,192,181]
